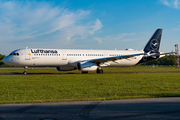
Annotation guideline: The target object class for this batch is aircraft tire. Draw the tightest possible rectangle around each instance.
[99,69,103,74]
[23,71,27,75]
[82,71,88,74]
[97,69,103,74]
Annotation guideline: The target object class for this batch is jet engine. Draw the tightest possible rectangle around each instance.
[56,67,76,71]
[77,62,98,71]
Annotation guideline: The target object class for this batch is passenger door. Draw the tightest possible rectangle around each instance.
[62,51,67,60]
[25,49,31,60]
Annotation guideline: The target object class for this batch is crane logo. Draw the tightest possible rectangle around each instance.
[150,39,159,50]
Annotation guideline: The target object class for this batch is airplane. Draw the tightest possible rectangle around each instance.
[3,29,172,75]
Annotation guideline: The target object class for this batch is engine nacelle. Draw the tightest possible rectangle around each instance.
[77,62,98,72]
[56,67,76,71]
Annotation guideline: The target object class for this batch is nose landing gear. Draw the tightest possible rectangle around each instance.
[23,66,28,75]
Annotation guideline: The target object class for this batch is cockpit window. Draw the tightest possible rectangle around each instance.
[9,53,19,56]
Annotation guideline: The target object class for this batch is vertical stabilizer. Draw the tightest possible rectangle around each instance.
[143,29,162,53]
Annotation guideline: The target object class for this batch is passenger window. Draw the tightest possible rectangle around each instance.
[17,53,19,56]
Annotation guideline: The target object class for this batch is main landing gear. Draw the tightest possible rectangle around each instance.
[96,68,103,74]
[23,66,28,75]
[81,68,103,74]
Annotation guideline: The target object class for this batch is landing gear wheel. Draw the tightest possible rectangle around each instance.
[23,66,28,75]
[23,71,27,75]
[97,69,103,74]
[100,69,103,74]
[82,71,88,74]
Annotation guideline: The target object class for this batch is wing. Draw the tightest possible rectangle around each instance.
[81,53,144,64]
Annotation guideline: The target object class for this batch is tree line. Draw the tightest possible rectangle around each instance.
[0,54,5,60]
[0,54,6,66]
[139,55,177,66]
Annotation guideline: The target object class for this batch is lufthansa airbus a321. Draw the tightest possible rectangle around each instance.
[3,29,172,74]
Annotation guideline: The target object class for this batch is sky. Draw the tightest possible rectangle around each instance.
[0,0,180,55]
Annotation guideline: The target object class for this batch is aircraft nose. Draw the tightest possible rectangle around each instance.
[3,56,7,64]
[3,56,10,65]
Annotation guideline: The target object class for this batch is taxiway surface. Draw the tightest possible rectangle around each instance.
[0,97,180,120]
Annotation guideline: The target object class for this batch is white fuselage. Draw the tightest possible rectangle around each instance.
[3,48,143,67]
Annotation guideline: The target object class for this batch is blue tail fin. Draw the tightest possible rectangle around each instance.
[143,29,162,53]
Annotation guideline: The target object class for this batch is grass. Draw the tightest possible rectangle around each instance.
[0,66,179,74]
[0,67,180,104]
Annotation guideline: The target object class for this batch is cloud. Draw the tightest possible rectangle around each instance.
[89,19,103,35]
[103,33,136,42]
[94,37,102,43]
[119,38,139,42]
[160,0,180,9]
[114,33,128,40]
[0,1,103,43]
